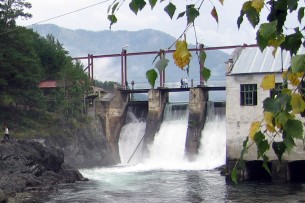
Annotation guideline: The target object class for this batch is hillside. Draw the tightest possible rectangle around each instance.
[30,24,228,100]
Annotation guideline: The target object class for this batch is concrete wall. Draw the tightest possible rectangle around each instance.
[143,89,168,154]
[226,73,305,161]
[185,88,209,160]
[99,91,128,163]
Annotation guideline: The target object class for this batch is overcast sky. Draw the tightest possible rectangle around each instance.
[17,0,259,51]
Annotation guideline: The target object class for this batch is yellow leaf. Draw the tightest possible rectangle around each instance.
[264,111,276,132]
[211,7,218,23]
[266,124,276,133]
[282,71,288,79]
[291,93,305,114]
[251,0,264,12]
[260,74,275,91]
[264,111,274,125]
[268,34,285,57]
[288,73,301,86]
[297,72,304,78]
[249,121,261,141]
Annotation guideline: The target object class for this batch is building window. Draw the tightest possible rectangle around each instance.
[270,82,287,98]
[240,84,257,106]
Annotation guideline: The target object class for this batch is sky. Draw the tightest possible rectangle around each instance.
[16,0,259,53]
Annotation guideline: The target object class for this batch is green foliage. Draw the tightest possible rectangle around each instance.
[291,54,305,73]
[95,80,116,91]
[146,69,158,88]
[107,0,305,183]
[129,0,146,15]
[164,2,176,19]
[107,0,214,28]
[155,58,169,72]
[0,0,32,29]
[201,68,211,81]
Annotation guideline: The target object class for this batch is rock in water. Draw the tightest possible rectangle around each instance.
[0,139,87,201]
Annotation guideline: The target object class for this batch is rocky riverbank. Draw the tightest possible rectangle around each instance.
[0,139,88,202]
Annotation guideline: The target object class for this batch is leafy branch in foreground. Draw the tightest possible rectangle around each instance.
[108,0,219,86]
[106,0,305,182]
[231,0,305,183]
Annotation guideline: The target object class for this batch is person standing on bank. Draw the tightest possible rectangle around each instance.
[3,125,10,143]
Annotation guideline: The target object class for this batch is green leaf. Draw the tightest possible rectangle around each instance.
[242,136,249,149]
[148,0,157,9]
[164,2,176,19]
[111,2,119,14]
[262,155,271,174]
[257,140,269,159]
[146,69,158,88]
[201,68,211,81]
[259,21,277,39]
[283,133,296,152]
[263,97,281,114]
[231,166,238,184]
[155,58,169,72]
[186,4,199,25]
[281,29,303,56]
[242,1,260,28]
[298,7,305,23]
[129,0,146,15]
[177,11,185,20]
[283,119,304,140]
[254,132,269,159]
[275,112,289,127]
[107,15,117,28]
[254,131,264,144]
[291,54,305,73]
[287,0,298,12]
[199,49,206,66]
[272,141,286,161]
[256,31,268,51]
[237,10,245,29]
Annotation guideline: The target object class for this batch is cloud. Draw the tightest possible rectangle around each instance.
[17,0,255,48]
[81,57,121,82]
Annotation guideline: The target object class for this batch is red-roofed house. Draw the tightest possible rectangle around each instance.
[38,80,57,89]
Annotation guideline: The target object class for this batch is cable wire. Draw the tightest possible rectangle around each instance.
[0,0,111,36]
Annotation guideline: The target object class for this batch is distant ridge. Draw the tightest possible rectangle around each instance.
[30,24,228,101]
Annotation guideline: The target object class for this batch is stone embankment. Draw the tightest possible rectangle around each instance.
[0,139,88,202]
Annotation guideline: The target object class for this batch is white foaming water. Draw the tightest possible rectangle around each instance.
[84,102,226,175]
[142,103,189,169]
[195,102,226,169]
[141,102,226,170]
[118,109,146,165]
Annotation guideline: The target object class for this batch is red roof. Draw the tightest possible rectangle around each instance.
[38,80,57,88]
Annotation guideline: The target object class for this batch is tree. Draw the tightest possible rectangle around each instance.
[55,60,92,117]
[0,26,44,108]
[107,0,305,182]
[33,34,69,80]
[0,0,32,29]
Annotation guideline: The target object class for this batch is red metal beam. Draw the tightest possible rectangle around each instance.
[72,44,258,60]
[71,44,258,87]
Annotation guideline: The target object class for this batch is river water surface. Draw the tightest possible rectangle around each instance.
[41,103,305,202]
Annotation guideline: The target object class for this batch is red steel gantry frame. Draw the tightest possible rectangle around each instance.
[72,44,258,88]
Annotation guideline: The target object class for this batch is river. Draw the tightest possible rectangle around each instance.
[40,103,305,202]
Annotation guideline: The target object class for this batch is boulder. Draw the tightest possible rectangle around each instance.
[0,139,87,200]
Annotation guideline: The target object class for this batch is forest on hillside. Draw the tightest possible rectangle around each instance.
[0,0,108,136]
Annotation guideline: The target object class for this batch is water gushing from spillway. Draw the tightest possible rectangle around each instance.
[118,106,146,165]
[118,102,226,171]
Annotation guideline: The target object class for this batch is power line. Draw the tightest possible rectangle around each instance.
[0,0,111,36]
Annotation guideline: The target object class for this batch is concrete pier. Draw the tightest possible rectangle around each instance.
[143,89,168,154]
[100,90,128,163]
[185,87,209,160]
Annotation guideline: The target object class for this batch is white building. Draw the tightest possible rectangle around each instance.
[226,46,305,174]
